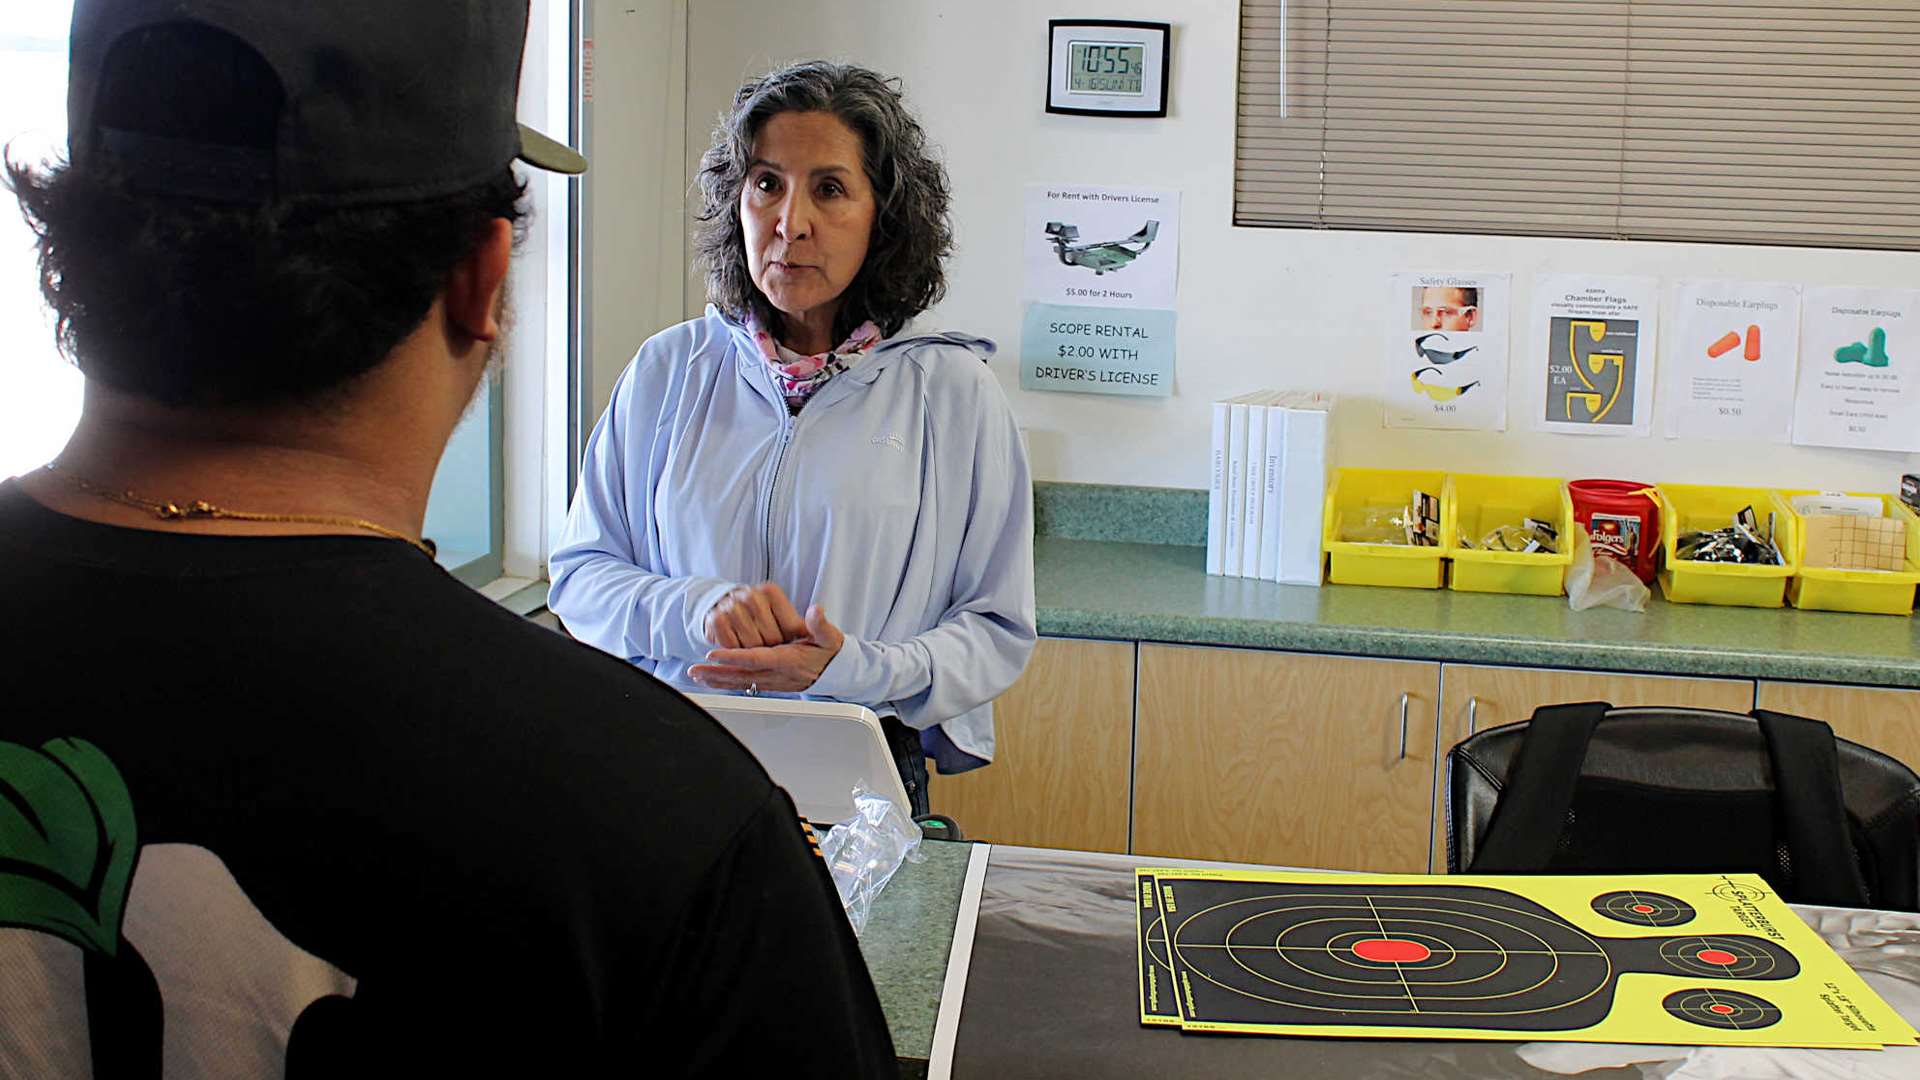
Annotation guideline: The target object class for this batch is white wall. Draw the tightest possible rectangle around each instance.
[675,0,1920,492]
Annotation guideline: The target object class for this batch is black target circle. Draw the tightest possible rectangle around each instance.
[1591,891,1696,927]
[1712,882,1770,904]
[1662,988,1782,1030]
[1146,914,1171,969]
[1656,936,1782,980]
[1170,891,1615,1018]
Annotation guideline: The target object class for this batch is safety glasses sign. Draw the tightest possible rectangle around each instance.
[1384,272,1511,432]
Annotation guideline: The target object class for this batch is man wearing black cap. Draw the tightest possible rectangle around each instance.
[0,2,894,1074]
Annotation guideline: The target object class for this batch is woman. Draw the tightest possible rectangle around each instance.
[548,62,1035,816]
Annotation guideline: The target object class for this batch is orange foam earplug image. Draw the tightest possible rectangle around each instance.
[1744,324,1761,362]
[1707,331,1741,358]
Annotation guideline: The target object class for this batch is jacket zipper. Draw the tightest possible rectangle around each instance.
[763,412,794,582]
[752,331,852,582]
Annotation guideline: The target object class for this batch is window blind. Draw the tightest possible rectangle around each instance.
[1236,0,1920,250]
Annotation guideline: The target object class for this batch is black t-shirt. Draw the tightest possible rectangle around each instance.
[0,480,895,1075]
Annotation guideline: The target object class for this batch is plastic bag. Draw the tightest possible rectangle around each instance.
[1566,524,1650,613]
[819,782,924,935]
[1341,504,1408,544]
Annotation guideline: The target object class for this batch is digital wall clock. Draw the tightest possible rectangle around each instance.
[1046,19,1170,117]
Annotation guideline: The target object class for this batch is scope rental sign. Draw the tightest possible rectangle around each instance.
[1021,184,1179,397]
[1021,306,1176,395]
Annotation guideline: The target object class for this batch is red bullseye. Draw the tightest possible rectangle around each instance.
[1708,1003,1737,1016]
[1631,904,1656,914]
[1697,949,1739,966]
[1353,938,1431,963]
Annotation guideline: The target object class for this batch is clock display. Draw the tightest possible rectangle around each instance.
[1068,41,1144,95]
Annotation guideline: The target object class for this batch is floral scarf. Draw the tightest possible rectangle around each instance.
[748,315,882,413]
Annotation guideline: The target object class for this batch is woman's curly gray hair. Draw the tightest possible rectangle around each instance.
[694,61,951,341]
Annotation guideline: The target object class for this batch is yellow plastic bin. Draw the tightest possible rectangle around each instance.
[1445,475,1575,596]
[1655,485,1799,608]
[1778,491,1920,616]
[1323,468,1450,589]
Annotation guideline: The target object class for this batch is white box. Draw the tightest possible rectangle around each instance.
[1240,398,1269,576]
[1277,396,1331,586]
[1206,401,1229,575]
[1258,402,1288,581]
[1224,398,1250,576]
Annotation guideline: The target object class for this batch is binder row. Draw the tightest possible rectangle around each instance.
[1207,391,1332,584]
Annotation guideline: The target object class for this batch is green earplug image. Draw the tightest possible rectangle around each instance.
[1836,327,1891,368]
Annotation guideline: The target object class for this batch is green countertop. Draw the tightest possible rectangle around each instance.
[856,839,972,1076]
[1034,536,1920,688]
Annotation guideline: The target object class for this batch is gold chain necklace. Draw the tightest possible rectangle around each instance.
[43,463,436,559]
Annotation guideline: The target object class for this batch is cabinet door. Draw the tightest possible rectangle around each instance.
[1134,644,1440,872]
[931,637,1135,853]
[1756,681,1920,776]
[1434,665,1756,871]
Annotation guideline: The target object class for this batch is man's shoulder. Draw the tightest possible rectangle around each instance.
[398,574,767,777]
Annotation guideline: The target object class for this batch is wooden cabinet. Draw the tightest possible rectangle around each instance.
[1133,644,1440,873]
[1756,681,1920,776]
[1432,665,1756,871]
[931,637,1135,853]
[930,632,1918,872]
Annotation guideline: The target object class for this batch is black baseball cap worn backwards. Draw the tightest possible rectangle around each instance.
[67,0,586,205]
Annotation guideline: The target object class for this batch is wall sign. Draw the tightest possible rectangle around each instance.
[1045,19,1170,117]
[1661,279,1801,444]
[1020,183,1180,397]
[1382,271,1512,432]
[1792,285,1920,453]
[1529,274,1660,438]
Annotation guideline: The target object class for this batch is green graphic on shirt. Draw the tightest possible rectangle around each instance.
[0,738,138,956]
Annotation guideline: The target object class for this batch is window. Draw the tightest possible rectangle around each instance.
[1,3,581,601]
[1,3,83,481]
[1235,0,1920,249]
[435,0,582,592]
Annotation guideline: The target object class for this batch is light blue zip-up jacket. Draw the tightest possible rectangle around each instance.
[548,307,1037,764]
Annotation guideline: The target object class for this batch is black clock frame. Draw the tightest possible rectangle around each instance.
[1046,19,1171,118]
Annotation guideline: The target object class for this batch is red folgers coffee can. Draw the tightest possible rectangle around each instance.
[1568,479,1660,584]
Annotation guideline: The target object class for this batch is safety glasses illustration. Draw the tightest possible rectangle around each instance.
[1411,366,1479,400]
[1413,332,1479,366]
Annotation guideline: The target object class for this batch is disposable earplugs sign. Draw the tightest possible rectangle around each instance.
[1792,285,1920,453]
[1661,280,1800,443]
[1384,272,1511,432]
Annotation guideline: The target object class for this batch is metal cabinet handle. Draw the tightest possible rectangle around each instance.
[1467,696,1481,736]
[1398,692,1411,760]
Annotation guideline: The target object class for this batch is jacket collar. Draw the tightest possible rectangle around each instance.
[712,305,996,402]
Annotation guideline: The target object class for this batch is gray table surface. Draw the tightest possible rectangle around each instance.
[865,843,1920,1078]
[855,839,973,1077]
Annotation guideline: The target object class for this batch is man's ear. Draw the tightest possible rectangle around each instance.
[444,218,514,344]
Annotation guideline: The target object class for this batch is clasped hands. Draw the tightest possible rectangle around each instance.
[690,582,845,694]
